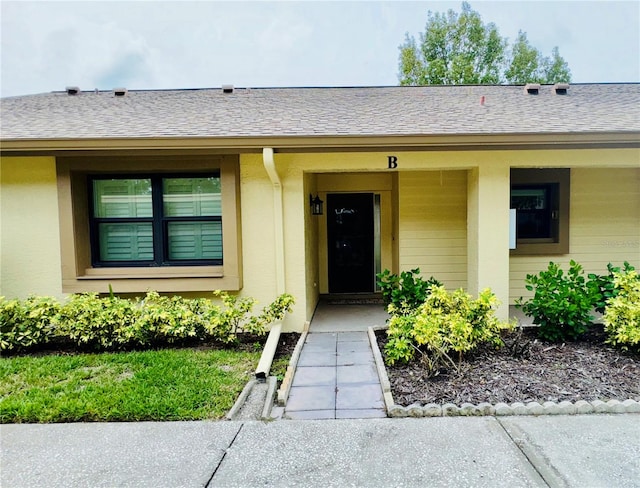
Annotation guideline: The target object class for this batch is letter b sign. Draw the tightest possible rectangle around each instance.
[388,156,398,169]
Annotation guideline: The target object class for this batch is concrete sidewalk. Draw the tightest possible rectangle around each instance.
[2,415,639,487]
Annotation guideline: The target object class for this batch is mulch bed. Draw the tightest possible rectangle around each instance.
[376,326,640,406]
[274,332,301,358]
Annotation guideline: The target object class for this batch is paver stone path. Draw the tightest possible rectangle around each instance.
[284,303,389,420]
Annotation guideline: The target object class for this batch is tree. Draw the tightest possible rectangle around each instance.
[505,31,543,84]
[505,32,572,84]
[399,2,571,85]
[543,46,572,84]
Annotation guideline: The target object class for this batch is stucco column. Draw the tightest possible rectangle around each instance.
[467,162,510,321]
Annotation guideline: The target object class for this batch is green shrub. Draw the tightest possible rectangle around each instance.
[588,262,636,315]
[135,292,207,345]
[195,291,292,343]
[248,292,296,333]
[603,269,640,351]
[385,286,510,376]
[1,297,30,351]
[54,293,140,350]
[2,291,295,353]
[376,268,442,313]
[516,260,596,342]
[0,296,60,351]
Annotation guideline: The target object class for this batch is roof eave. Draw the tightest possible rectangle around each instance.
[1,132,639,155]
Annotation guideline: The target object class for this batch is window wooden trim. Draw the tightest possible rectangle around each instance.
[510,168,570,255]
[57,155,242,293]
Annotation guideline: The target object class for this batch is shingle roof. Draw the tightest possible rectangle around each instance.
[1,84,639,142]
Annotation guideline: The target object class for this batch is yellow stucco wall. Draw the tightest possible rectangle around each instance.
[238,154,309,331]
[2,150,638,332]
[0,157,63,298]
[238,154,278,301]
[510,167,640,302]
[398,170,468,289]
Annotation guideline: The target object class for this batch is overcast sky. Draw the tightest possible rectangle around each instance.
[1,1,638,97]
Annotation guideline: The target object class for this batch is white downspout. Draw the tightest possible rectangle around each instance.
[255,147,285,380]
[262,147,286,295]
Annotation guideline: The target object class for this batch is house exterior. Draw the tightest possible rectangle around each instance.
[1,83,639,331]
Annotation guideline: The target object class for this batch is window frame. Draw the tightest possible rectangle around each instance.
[57,155,242,293]
[88,173,223,267]
[510,168,570,255]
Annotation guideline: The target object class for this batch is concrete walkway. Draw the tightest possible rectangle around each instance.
[283,302,389,420]
[305,302,389,333]
[3,415,639,487]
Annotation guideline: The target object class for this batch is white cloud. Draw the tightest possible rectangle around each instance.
[1,1,638,97]
[1,3,159,93]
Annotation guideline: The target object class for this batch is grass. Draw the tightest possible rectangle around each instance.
[0,347,261,423]
[270,355,291,382]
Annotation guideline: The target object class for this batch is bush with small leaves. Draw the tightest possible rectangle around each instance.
[54,293,139,350]
[588,262,636,315]
[135,292,207,345]
[2,290,295,352]
[603,269,640,351]
[204,291,296,343]
[0,295,60,351]
[385,286,511,376]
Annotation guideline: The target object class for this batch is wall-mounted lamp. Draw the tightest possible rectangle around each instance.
[310,194,324,216]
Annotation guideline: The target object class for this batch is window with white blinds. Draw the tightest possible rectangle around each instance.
[90,174,222,266]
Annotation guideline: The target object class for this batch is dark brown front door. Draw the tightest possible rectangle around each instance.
[327,193,375,293]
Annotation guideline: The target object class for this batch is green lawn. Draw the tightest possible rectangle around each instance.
[0,348,260,423]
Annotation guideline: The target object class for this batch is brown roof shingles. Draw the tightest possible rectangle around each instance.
[1,84,639,141]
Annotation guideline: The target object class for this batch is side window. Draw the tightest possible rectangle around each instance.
[57,156,242,293]
[90,175,223,266]
[510,169,570,255]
